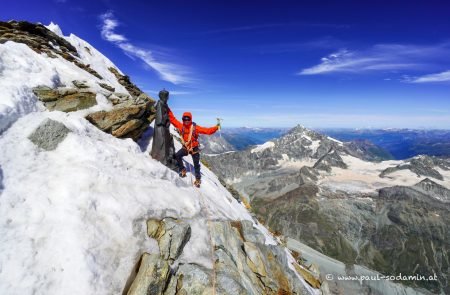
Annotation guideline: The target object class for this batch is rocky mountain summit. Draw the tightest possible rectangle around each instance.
[0,21,322,295]
[205,125,450,294]
[0,20,156,140]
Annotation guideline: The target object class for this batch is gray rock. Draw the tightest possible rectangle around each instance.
[414,178,450,202]
[164,263,213,295]
[127,253,170,295]
[28,119,71,151]
[210,220,312,295]
[241,220,265,244]
[86,96,155,141]
[51,91,97,112]
[98,82,115,92]
[72,80,89,89]
[32,85,59,102]
[146,218,191,262]
[313,149,347,172]
[33,86,97,112]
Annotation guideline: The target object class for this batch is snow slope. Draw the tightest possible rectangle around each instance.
[0,23,315,295]
[0,23,127,134]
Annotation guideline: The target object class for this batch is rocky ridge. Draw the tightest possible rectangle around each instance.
[125,218,317,295]
[0,21,323,295]
[1,20,156,141]
[0,21,103,79]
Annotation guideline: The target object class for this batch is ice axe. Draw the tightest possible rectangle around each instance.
[216,118,223,137]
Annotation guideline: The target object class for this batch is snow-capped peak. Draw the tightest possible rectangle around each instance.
[45,22,63,37]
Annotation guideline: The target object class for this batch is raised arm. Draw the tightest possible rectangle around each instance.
[196,124,219,135]
[168,108,183,130]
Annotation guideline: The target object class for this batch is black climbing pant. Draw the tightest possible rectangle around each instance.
[175,147,201,180]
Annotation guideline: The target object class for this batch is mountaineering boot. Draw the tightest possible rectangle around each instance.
[194,178,201,188]
[179,169,187,178]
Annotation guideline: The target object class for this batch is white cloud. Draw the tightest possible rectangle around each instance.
[99,12,194,85]
[100,13,127,42]
[298,43,450,76]
[406,70,450,83]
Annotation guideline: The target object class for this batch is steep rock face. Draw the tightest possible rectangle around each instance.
[126,218,316,295]
[253,180,450,294]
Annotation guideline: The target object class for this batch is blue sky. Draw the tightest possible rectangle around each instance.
[2,0,450,128]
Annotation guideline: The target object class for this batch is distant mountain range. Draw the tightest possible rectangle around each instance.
[201,127,450,160]
[204,125,450,294]
[318,128,450,159]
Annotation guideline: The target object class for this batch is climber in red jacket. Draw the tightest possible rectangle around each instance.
[168,108,220,187]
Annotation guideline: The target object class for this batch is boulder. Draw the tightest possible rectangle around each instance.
[28,118,71,151]
[112,119,143,138]
[86,97,154,141]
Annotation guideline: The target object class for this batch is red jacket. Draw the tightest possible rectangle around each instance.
[168,108,218,149]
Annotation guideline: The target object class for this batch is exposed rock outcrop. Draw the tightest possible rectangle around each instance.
[127,253,170,295]
[126,218,316,295]
[86,96,155,141]
[33,86,97,112]
[108,67,144,98]
[147,218,191,263]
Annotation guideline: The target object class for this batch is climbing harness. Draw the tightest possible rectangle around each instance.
[179,123,199,154]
